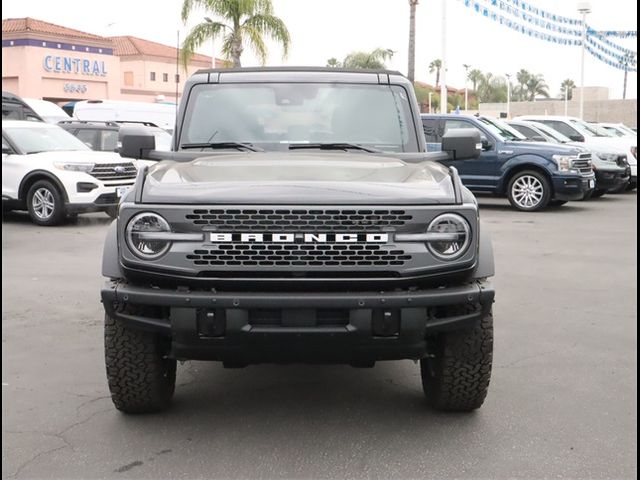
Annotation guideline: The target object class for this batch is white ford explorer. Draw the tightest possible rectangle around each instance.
[2,120,137,225]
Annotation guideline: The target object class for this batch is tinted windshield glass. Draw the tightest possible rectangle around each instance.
[478,117,527,141]
[180,83,419,152]
[4,125,90,153]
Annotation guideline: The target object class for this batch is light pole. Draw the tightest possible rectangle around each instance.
[578,2,591,120]
[408,0,419,83]
[440,0,448,113]
[463,64,470,111]
[564,85,569,116]
[505,74,512,119]
[204,16,216,68]
[428,91,434,113]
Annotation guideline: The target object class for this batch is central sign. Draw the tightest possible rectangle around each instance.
[209,233,389,244]
[43,55,107,77]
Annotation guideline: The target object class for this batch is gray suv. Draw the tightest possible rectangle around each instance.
[101,68,496,414]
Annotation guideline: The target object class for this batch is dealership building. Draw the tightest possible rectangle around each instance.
[2,17,225,105]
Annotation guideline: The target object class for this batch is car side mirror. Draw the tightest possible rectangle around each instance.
[569,134,585,142]
[119,130,156,159]
[481,137,494,151]
[441,128,482,160]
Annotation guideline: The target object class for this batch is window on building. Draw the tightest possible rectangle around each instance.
[163,73,169,82]
[150,72,156,81]
[123,71,133,87]
[175,74,180,83]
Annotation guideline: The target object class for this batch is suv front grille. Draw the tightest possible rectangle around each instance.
[186,244,412,267]
[90,162,137,181]
[185,209,413,231]
[573,153,593,176]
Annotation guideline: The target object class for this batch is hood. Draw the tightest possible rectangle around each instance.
[32,150,128,164]
[503,140,585,156]
[141,152,457,205]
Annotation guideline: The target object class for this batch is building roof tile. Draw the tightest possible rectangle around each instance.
[2,17,107,41]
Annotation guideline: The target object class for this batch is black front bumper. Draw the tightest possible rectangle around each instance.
[595,169,630,192]
[552,174,595,201]
[101,280,495,365]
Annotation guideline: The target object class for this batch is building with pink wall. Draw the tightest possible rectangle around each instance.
[2,18,226,106]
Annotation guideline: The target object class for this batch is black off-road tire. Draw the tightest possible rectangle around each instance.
[420,308,493,412]
[26,180,67,226]
[507,170,552,212]
[104,314,176,414]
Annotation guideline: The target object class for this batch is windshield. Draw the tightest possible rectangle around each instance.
[180,83,419,153]
[530,122,573,143]
[569,119,612,137]
[601,125,626,137]
[478,117,527,141]
[4,125,90,154]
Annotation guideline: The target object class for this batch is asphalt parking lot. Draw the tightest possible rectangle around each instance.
[2,194,637,480]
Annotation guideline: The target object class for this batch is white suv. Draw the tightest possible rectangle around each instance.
[515,115,637,189]
[2,120,136,225]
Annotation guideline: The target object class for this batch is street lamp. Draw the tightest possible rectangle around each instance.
[578,1,592,120]
[428,91,434,113]
[505,74,512,119]
[204,16,216,68]
[463,64,470,111]
[440,0,448,113]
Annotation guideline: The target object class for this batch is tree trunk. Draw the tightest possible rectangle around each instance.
[230,32,243,68]
[407,0,418,82]
[436,69,440,87]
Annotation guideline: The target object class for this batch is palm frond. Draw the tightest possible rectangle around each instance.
[180,21,228,68]
[242,13,291,57]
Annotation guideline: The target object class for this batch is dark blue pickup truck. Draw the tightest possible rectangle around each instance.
[422,114,596,211]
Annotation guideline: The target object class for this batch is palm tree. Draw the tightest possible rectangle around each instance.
[468,69,483,92]
[560,79,576,100]
[429,59,442,86]
[343,48,395,69]
[525,74,550,101]
[515,69,531,101]
[477,73,508,103]
[180,0,291,68]
[407,0,419,82]
[326,58,342,68]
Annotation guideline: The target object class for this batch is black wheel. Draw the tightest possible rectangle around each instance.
[105,206,119,219]
[507,170,551,212]
[104,314,176,414]
[548,200,568,207]
[591,189,606,198]
[420,308,493,412]
[26,180,66,226]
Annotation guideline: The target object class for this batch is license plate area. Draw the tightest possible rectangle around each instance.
[116,186,130,198]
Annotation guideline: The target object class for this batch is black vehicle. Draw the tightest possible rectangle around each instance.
[58,120,172,153]
[508,120,630,197]
[2,91,43,122]
[422,114,596,211]
[101,68,495,414]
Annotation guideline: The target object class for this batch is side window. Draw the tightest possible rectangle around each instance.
[2,105,21,119]
[75,129,99,150]
[422,119,441,142]
[100,130,120,151]
[541,120,578,138]
[2,137,14,153]
[444,120,486,140]
[513,125,538,138]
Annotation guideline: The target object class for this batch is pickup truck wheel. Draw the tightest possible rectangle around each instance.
[420,308,493,411]
[507,171,551,212]
[104,314,176,413]
[26,180,66,226]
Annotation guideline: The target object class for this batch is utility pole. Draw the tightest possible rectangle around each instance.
[408,0,419,83]
[463,64,470,111]
[578,2,591,120]
[440,0,448,113]
[428,91,433,113]
[623,53,635,100]
[506,74,512,119]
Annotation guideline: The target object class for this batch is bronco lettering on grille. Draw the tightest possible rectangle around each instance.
[209,233,389,243]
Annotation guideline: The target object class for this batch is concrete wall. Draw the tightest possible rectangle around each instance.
[480,98,638,127]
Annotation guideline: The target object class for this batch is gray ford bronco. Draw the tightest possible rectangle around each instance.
[101,67,495,413]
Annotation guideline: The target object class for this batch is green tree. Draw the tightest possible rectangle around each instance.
[560,79,576,100]
[326,57,342,68]
[342,48,394,69]
[477,73,508,103]
[468,69,483,92]
[429,59,443,86]
[525,74,550,101]
[180,0,291,68]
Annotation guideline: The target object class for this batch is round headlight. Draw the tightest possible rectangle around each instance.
[427,213,471,260]
[126,212,171,259]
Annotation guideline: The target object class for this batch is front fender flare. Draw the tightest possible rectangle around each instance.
[473,222,495,279]
[102,220,123,279]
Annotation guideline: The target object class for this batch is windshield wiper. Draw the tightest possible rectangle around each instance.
[180,142,263,152]
[288,143,382,153]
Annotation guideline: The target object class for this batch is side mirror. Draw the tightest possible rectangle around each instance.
[119,128,156,159]
[481,137,494,151]
[442,128,482,160]
[569,134,585,142]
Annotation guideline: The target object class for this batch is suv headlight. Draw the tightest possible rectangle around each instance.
[552,155,577,172]
[53,162,94,173]
[426,213,471,260]
[126,212,172,259]
[595,152,619,162]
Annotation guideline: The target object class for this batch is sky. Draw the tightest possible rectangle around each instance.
[2,0,638,99]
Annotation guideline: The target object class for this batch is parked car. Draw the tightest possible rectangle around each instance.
[422,114,595,211]
[597,123,637,138]
[515,115,637,190]
[508,120,630,197]
[58,120,172,153]
[73,100,176,134]
[22,98,70,124]
[2,91,43,122]
[2,120,136,225]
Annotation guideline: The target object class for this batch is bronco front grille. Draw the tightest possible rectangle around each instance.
[186,244,412,267]
[185,209,413,231]
[90,162,137,181]
[573,153,593,176]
